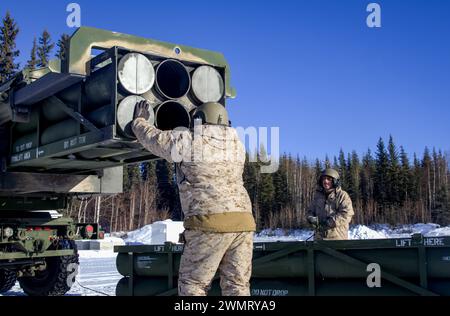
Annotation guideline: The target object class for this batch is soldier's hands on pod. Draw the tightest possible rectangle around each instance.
[133,100,151,121]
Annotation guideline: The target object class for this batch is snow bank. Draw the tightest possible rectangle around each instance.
[78,249,117,259]
[348,225,388,239]
[255,228,313,242]
[123,225,153,245]
[118,221,450,244]
[254,223,450,242]
[123,220,184,245]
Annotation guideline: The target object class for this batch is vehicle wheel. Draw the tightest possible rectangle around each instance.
[0,269,17,293]
[19,242,79,296]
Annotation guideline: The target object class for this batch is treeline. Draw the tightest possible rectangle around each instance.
[61,136,450,232]
[244,136,450,229]
[0,11,69,83]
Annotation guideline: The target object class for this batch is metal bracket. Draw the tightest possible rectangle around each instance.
[46,96,100,133]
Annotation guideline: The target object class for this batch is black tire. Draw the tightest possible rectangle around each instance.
[18,242,79,296]
[0,269,17,293]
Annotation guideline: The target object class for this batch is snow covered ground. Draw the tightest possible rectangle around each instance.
[255,223,450,242]
[1,222,449,296]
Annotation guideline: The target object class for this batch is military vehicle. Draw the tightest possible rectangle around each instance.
[115,235,450,296]
[0,26,232,295]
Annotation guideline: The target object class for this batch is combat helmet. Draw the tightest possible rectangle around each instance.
[319,168,341,188]
[192,102,230,126]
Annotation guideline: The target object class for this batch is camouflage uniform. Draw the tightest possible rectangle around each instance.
[178,230,253,296]
[307,187,354,240]
[132,118,256,296]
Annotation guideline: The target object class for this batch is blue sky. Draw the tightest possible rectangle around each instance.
[1,0,449,161]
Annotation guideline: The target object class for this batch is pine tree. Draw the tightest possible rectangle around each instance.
[348,151,361,214]
[0,11,20,83]
[422,147,433,221]
[338,149,347,189]
[314,158,322,179]
[399,146,412,204]
[387,135,401,206]
[324,155,331,169]
[27,37,38,70]
[333,156,339,169]
[374,137,389,212]
[155,160,180,218]
[37,29,54,67]
[411,153,422,206]
[56,33,70,60]
[361,149,375,223]
[273,154,290,212]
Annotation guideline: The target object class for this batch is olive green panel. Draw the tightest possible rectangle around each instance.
[0,249,74,261]
[0,196,67,211]
[117,276,450,296]
[67,26,236,98]
[1,167,123,195]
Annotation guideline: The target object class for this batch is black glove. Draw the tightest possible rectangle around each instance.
[322,216,336,229]
[133,100,151,121]
[307,216,319,227]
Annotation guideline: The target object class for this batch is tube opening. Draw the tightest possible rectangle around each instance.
[155,59,190,99]
[155,101,190,131]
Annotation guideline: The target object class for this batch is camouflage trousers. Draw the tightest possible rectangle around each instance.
[178,230,254,296]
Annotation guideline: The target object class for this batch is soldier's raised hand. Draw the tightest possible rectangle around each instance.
[133,100,151,121]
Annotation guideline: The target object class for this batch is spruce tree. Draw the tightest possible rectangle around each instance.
[273,154,290,212]
[361,149,375,222]
[338,149,347,189]
[324,155,331,169]
[399,146,412,204]
[411,153,422,204]
[375,137,389,210]
[37,29,54,67]
[56,33,70,60]
[0,11,20,83]
[423,147,433,219]
[348,151,361,210]
[27,37,38,70]
[314,158,322,179]
[333,156,339,169]
[387,135,401,205]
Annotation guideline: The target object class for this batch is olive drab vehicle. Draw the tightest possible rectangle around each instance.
[0,26,233,295]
